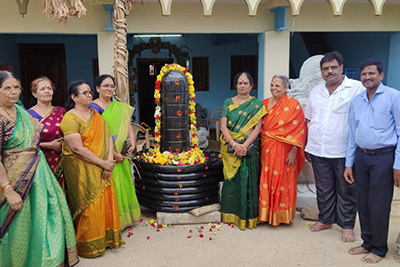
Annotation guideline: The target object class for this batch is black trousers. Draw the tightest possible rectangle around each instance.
[354,148,394,257]
[310,155,357,229]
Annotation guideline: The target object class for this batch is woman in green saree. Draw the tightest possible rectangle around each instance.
[220,72,267,230]
[89,74,141,229]
[0,71,78,266]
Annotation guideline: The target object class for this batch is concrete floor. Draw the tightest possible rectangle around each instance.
[78,190,400,267]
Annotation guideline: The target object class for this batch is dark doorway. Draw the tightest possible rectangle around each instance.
[18,44,68,108]
[137,58,173,129]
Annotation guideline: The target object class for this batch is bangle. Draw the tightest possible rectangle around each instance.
[2,184,12,193]
[96,158,101,165]
[232,142,237,148]
[1,182,12,193]
[1,181,11,192]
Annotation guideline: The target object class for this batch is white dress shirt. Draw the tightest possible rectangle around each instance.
[305,76,364,158]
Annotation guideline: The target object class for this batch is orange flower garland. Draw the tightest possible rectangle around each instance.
[135,63,205,166]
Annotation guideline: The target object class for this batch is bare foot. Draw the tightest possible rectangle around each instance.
[341,228,355,242]
[361,253,382,264]
[394,253,400,263]
[348,246,369,255]
[309,222,332,232]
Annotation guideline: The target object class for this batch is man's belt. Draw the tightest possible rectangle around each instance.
[360,146,396,155]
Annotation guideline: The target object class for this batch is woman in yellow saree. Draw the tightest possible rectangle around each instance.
[0,71,78,267]
[61,80,122,258]
[259,75,306,226]
[220,72,267,230]
[89,74,141,229]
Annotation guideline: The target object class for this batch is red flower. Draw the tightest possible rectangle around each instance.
[175,198,180,202]
[177,111,182,116]
[203,174,207,178]
[205,156,209,161]
[189,230,193,233]
[191,97,195,101]
[177,168,181,173]
[155,99,158,104]
[200,226,204,229]
[187,235,192,239]
[205,166,209,170]
[228,223,232,226]
[155,80,161,85]
[156,229,160,232]
[176,148,180,153]
[175,96,180,102]
[173,205,179,211]
[127,232,133,238]
[155,85,160,89]
[183,69,188,73]
[199,234,204,238]
[158,225,162,228]
[192,134,196,137]
[139,218,144,222]
[209,237,212,240]
[175,81,180,85]
[189,111,194,114]
[211,225,216,229]
[198,230,202,233]
[147,236,150,240]
[177,133,181,138]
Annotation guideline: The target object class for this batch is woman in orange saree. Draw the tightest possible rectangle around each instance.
[259,75,306,226]
[61,80,121,258]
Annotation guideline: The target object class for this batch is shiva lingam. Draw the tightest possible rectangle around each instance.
[133,64,223,213]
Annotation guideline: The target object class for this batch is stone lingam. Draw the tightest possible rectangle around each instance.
[133,64,223,222]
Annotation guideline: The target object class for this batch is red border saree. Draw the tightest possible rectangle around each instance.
[259,95,306,226]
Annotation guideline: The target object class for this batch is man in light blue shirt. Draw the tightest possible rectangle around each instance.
[344,60,400,264]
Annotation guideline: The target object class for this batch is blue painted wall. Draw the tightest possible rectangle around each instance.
[387,33,400,90]
[323,32,390,84]
[0,34,98,88]
[290,32,393,86]
[0,35,20,77]
[129,34,259,122]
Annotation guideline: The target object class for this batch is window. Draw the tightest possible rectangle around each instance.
[192,57,209,91]
[231,55,258,89]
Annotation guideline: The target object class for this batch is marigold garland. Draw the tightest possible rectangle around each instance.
[135,63,205,166]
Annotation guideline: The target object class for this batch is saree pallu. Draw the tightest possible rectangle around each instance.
[259,95,306,226]
[27,106,65,187]
[61,110,121,258]
[0,105,78,267]
[220,97,267,230]
[101,101,141,229]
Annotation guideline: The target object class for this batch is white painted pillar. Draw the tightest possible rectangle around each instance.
[97,31,115,75]
[262,30,290,99]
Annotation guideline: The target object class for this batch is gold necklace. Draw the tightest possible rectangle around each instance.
[0,104,16,121]
[75,107,90,119]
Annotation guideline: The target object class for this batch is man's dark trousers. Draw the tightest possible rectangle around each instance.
[354,147,394,257]
[310,155,357,228]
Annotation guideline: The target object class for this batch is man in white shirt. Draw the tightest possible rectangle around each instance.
[305,51,364,242]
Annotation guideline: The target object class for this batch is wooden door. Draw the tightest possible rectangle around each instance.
[137,58,173,129]
[18,44,68,108]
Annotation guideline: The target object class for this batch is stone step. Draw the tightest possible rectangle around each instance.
[157,211,221,225]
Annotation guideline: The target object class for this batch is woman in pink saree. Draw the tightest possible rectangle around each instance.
[27,77,65,187]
